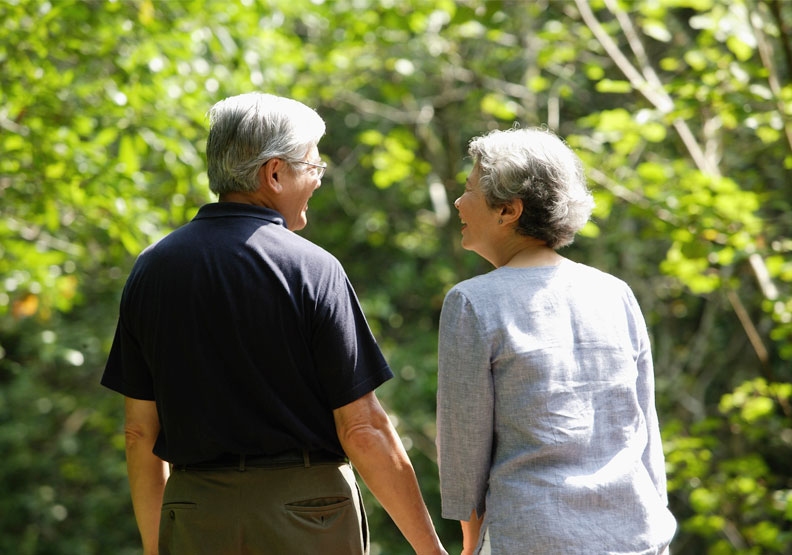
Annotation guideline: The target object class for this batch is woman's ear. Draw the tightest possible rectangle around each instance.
[500,198,523,225]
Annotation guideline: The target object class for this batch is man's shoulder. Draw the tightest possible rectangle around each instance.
[139,213,337,261]
[127,221,343,292]
[251,225,343,271]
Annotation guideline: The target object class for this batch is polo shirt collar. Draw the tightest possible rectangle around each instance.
[193,202,287,228]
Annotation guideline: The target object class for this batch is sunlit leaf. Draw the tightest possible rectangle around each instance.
[741,397,775,422]
[118,135,140,175]
[726,36,753,62]
[480,93,517,120]
[595,79,632,93]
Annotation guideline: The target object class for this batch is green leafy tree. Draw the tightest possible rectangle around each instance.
[1,0,790,553]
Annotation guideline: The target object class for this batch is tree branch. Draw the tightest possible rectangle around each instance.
[574,0,671,112]
[767,0,792,83]
[576,0,774,364]
[338,90,429,125]
[602,0,666,92]
[575,0,719,176]
[726,289,771,372]
[587,167,678,225]
[749,1,792,153]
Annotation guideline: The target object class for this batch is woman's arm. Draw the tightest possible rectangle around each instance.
[436,289,495,522]
[460,509,486,555]
[627,290,668,504]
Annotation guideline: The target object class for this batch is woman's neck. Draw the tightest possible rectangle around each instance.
[490,236,562,268]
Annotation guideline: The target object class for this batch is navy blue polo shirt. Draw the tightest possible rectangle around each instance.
[102,202,393,464]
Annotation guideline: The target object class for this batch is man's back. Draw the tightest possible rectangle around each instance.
[104,202,391,464]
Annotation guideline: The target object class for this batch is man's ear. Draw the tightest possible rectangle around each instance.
[258,158,283,194]
[500,198,523,225]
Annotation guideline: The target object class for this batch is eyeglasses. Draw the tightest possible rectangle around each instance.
[284,159,327,179]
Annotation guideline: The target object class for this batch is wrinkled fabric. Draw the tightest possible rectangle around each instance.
[437,259,676,554]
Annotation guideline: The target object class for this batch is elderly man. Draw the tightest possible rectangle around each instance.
[102,93,445,554]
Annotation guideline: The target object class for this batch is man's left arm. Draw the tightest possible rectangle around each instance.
[125,397,169,555]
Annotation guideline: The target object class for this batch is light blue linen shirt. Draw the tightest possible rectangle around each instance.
[437,259,676,554]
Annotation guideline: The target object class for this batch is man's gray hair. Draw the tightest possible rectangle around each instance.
[206,92,326,195]
[468,127,595,249]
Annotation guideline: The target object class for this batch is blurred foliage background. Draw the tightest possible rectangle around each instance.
[1,0,791,553]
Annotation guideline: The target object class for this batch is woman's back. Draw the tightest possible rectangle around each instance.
[438,259,676,554]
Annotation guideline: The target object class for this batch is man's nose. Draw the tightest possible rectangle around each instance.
[454,197,461,208]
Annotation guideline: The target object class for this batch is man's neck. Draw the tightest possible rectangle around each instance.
[219,190,274,209]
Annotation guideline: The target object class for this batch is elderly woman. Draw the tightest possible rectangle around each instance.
[436,128,676,554]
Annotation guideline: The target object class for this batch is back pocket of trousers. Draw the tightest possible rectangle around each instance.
[162,502,197,521]
[284,497,351,528]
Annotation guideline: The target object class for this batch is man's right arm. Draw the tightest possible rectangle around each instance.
[125,397,169,555]
[333,392,447,555]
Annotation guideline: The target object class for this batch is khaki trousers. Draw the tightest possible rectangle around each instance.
[159,461,368,555]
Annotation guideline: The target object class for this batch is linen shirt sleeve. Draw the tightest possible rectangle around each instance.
[437,288,495,521]
[628,289,668,505]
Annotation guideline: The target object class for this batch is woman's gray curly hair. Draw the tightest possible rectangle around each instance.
[206,92,325,195]
[468,127,595,249]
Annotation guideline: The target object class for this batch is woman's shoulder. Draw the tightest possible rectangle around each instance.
[444,260,636,307]
[445,270,507,302]
[559,261,646,319]
[564,259,633,293]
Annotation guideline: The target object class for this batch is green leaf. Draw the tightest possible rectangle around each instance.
[528,75,549,92]
[640,122,667,142]
[359,130,384,146]
[757,126,780,144]
[119,229,141,254]
[45,163,66,179]
[578,221,600,238]
[684,50,708,71]
[95,128,118,146]
[592,108,632,131]
[585,64,605,80]
[637,161,667,182]
[726,36,753,62]
[642,21,671,43]
[690,487,720,513]
[741,396,774,422]
[118,134,140,175]
[480,93,517,120]
[595,79,632,93]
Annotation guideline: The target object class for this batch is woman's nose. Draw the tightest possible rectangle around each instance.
[454,197,461,208]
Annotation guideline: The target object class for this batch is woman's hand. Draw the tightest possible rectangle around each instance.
[460,509,485,555]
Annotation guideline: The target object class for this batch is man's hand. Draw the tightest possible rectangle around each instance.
[334,392,447,555]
